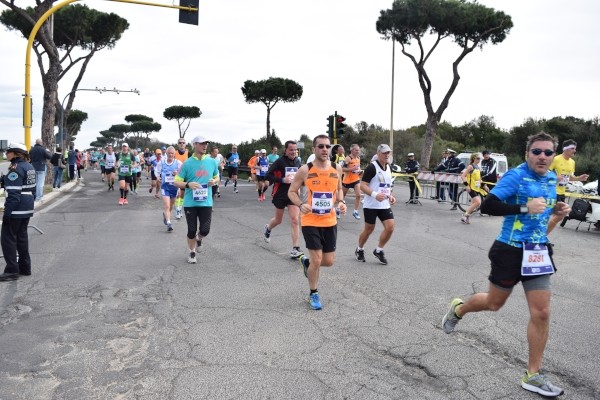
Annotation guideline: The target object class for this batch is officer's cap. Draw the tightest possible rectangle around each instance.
[7,142,28,155]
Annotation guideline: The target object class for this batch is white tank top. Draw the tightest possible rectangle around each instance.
[362,160,392,210]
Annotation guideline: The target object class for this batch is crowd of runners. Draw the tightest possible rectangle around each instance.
[74,130,576,398]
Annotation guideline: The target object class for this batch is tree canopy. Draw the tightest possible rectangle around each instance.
[376,0,512,167]
[241,77,303,140]
[0,2,128,148]
[163,105,202,138]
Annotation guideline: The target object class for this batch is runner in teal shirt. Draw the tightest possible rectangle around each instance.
[174,136,219,264]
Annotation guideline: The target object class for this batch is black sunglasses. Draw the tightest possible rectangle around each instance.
[178,141,186,144]
[530,148,554,156]
[316,144,332,149]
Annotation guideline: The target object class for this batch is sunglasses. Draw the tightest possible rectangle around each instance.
[178,142,186,144]
[316,144,332,149]
[530,148,555,157]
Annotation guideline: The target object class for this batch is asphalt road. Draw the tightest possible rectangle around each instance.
[0,169,599,400]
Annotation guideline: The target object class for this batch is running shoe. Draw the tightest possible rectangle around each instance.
[175,208,182,220]
[521,371,564,397]
[217,192,221,198]
[263,224,271,243]
[308,292,322,310]
[163,212,167,225]
[149,187,153,193]
[118,198,124,205]
[289,248,304,259]
[234,188,239,193]
[352,210,361,220]
[167,223,173,232]
[187,251,197,264]
[373,249,388,265]
[461,214,470,224]
[298,255,310,278]
[442,298,464,334]
[355,248,365,262]
[196,234,202,252]
[123,199,128,205]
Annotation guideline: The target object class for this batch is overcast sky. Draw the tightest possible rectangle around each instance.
[1,0,599,150]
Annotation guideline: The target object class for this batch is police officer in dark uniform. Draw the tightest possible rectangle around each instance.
[404,152,420,204]
[0,143,36,282]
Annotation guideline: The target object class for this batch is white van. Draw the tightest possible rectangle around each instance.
[457,152,508,179]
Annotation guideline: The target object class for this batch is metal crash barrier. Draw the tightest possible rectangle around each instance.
[391,171,488,208]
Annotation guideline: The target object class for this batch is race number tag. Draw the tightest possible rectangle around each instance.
[106,162,115,168]
[311,192,333,214]
[120,165,129,174]
[558,174,570,187]
[378,183,391,197]
[475,180,481,189]
[164,175,175,184]
[285,167,298,181]
[261,165,269,173]
[193,184,208,202]
[521,243,554,276]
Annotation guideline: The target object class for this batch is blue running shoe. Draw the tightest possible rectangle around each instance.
[308,292,322,310]
[167,223,173,232]
[298,255,310,278]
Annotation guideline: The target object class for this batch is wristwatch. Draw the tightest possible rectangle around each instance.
[520,204,528,214]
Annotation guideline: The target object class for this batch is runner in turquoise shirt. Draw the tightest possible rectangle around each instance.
[174,136,220,264]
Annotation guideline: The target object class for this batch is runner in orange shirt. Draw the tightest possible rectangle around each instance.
[288,134,346,310]
[341,144,363,219]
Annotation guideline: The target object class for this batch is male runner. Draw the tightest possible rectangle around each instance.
[442,131,571,398]
[264,140,304,259]
[289,135,346,310]
[174,136,220,264]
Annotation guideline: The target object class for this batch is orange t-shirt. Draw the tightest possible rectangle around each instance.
[302,162,339,228]
[174,149,190,163]
[248,156,257,169]
[342,156,361,184]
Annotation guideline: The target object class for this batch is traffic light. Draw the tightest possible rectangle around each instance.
[336,115,347,138]
[327,115,334,137]
[179,0,199,25]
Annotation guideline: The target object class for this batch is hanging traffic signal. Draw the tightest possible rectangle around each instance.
[336,115,347,137]
[327,115,334,137]
[179,0,199,25]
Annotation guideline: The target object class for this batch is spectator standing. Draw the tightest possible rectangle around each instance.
[445,149,465,210]
[50,147,66,191]
[29,138,52,202]
[480,150,498,192]
[404,152,420,204]
[432,150,449,201]
[0,143,35,282]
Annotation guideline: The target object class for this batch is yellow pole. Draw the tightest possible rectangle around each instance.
[24,0,79,150]
[24,0,197,149]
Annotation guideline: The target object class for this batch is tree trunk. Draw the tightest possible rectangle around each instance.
[266,107,271,140]
[41,60,60,151]
[420,114,439,169]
